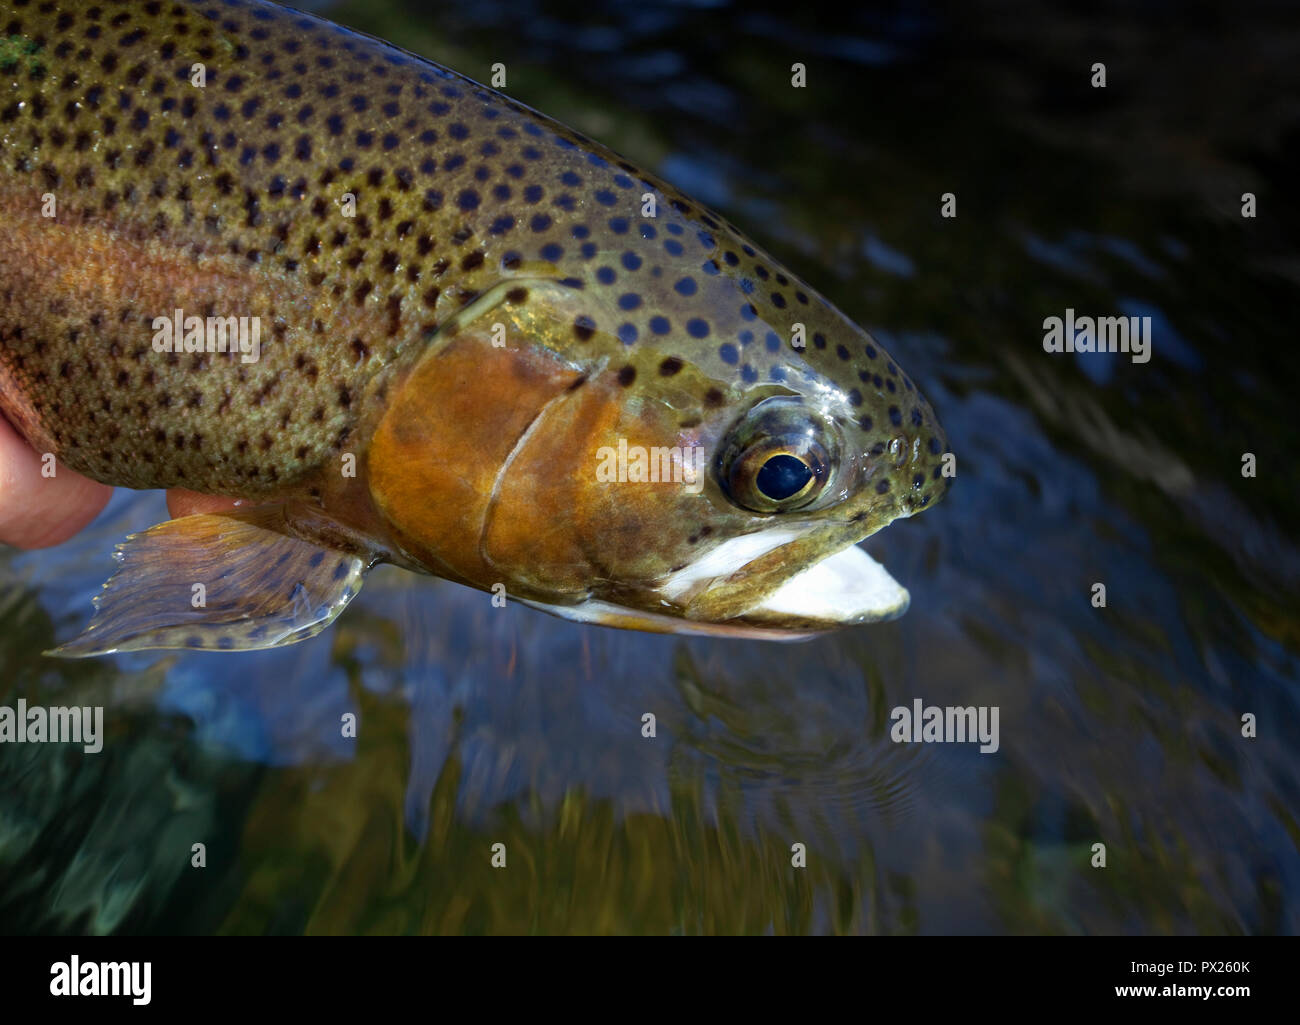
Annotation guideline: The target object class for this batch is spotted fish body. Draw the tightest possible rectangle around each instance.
[0,0,949,653]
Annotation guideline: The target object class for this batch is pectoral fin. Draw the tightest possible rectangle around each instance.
[46,508,369,658]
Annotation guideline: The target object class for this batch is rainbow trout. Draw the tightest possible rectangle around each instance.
[0,0,950,655]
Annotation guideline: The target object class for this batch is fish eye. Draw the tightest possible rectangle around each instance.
[718,397,840,513]
[757,453,814,501]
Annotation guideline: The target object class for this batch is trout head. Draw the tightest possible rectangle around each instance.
[365,240,950,639]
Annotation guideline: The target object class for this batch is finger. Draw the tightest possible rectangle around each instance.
[0,414,113,549]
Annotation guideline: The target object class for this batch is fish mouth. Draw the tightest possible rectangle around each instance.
[516,530,909,641]
[735,541,910,629]
[657,526,911,636]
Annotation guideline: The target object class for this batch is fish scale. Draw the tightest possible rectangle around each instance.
[0,0,951,652]
[0,0,942,498]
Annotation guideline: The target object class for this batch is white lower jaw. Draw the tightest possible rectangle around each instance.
[657,527,911,625]
[749,543,910,623]
[519,534,910,639]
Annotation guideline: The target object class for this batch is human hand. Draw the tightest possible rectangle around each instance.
[0,413,110,549]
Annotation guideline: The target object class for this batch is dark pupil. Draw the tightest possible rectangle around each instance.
[756,454,813,501]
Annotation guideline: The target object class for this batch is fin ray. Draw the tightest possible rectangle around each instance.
[46,508,368,657]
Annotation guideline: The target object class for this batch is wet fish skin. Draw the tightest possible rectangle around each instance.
[0,0,949,649]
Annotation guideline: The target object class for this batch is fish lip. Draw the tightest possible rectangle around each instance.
[732,538,911,628]
[659,521,910,629]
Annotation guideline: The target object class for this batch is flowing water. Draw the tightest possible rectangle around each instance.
[1,0,1297,934]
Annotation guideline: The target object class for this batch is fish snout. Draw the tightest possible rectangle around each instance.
[899,399,950,514]
[854,395,949,520]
